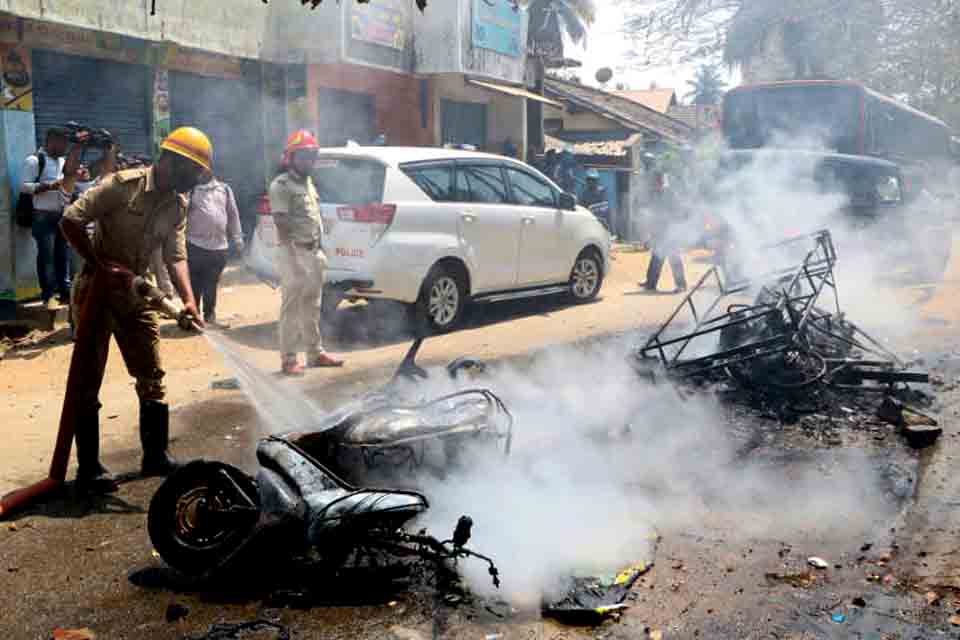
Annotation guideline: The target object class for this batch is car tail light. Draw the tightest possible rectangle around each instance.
[337,204,396,225]
[257,195,271,215]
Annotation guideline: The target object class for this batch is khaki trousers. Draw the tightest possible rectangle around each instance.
[72,270,166,412]
[278,244,327,358]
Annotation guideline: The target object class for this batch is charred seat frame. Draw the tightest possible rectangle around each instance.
[637,230,928,390]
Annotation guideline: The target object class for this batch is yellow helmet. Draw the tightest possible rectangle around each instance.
[160,127,213,172]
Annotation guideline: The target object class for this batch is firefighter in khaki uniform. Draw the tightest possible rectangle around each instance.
[269,130,344,376]
[59,127,210,493]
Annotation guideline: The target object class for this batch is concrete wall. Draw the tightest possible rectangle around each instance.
[543,103,619,133]
[0,0,354,64]
[413,0,528,84]
[431,74,524,152]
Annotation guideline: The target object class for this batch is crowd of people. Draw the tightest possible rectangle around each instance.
[19,127,244,332]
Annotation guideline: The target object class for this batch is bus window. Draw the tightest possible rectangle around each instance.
[867,96,951,162]
[724,85,861,154]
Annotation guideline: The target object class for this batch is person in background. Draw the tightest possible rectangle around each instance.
[641,154,688,293]
[269,130,344,376]
[526,144,542,172]
[555,148,579,194]
[64,144,121,333]
[580,168,610,231]
[21,126,70,310]
[502,138,518,160]
[186,171,243,328]
[542,149,558,181]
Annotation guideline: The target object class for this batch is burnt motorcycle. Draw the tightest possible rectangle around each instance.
[147,339,509,584]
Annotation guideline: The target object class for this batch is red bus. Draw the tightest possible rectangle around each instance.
[723,80,953,180]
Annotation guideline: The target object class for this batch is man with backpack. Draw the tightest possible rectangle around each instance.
[19,126,71,310]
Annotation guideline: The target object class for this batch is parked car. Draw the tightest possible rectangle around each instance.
[247,147,611,333]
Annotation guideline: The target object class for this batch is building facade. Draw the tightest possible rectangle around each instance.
[0,0,545,318]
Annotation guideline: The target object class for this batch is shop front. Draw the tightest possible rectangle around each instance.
[164,51,265,238]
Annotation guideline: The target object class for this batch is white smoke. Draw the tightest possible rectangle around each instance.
[415,338,895,605]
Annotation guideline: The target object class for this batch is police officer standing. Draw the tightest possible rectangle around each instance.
[269,130,344,376]
[59,127,209,493]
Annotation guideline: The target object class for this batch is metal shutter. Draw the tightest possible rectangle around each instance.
[32,50,151,157]
[169,71,265,238]
[441,100,487,149]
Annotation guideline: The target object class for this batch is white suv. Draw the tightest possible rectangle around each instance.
[248,147,611,332]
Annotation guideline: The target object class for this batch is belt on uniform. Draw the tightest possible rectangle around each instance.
[293,240,320,250]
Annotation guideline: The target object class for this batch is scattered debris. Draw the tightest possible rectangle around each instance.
[765,570,818,589]
[808,557,830,569]
[950,614,960,627]
[543,559,654,623]
[211,378,241,390]
[52,630,96,640]
[165,602,190,623]
[925,591,941,607]
[877,397,942,448]
[831,612,846,623]
[8,523,16,531]
[184,620,290,640]
[852,597,866,607]
[389,626,428,640]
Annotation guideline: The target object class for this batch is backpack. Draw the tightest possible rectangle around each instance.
[15,152,46,228]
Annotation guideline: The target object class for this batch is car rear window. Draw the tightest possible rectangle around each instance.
[312,157,386,204]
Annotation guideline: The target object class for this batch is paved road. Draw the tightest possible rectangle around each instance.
[0,246,700,495]
[2,241,960,639]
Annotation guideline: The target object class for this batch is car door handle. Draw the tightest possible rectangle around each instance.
[522,216,535,225]
[460,212,477,223]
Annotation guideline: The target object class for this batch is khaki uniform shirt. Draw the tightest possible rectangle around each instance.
[64,166,188,276]
[269,171,323,244]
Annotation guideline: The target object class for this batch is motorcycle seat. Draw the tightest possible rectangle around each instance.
[307,489,428,540]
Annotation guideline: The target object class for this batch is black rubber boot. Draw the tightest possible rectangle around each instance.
[74,404,119,494]
[140,400,179,477]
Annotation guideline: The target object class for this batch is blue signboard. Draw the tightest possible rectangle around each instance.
[472,0,523,58]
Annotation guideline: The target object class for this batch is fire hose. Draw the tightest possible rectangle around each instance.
[0,270,199,518]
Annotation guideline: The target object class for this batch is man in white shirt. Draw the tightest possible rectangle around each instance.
[20,126,70,309]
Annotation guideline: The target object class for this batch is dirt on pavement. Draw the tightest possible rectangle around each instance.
[2,242,960,639]
[0,245,694,496]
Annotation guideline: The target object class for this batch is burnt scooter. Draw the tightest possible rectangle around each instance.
[147,339,507,586]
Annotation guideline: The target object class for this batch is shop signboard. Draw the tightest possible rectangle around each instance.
[472,0,522,58]
[351,0,408,50]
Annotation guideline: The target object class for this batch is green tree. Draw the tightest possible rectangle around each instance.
[528,0,597,60]
[684,64,726,104]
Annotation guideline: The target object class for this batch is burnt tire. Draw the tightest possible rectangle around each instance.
[568,249,603,302]
[415,265,467,334]
[147,461,260,576]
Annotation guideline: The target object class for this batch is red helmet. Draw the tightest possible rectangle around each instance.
[283,130,320,167]
[285,129,319,153]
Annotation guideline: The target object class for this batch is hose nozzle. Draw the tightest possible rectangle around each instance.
[131,275,203,333]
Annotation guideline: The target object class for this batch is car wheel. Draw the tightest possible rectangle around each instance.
[569,250,603,302]
[416,265,467,334]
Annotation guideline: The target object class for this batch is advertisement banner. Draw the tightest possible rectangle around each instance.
[351,0,408,50]
[472,0,522,58]
[152,69,170,156]
[0,44,32,111]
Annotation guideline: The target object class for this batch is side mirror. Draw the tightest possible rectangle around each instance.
[558,192,576,210]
